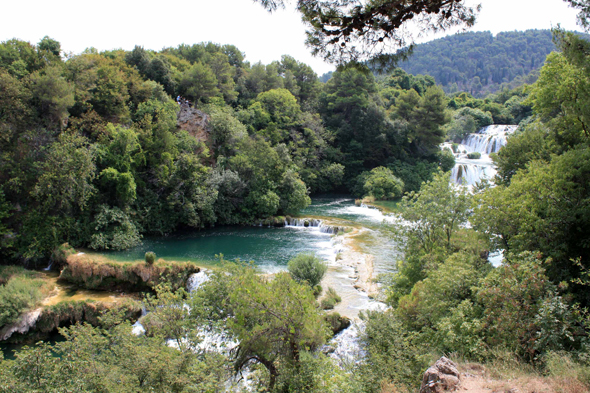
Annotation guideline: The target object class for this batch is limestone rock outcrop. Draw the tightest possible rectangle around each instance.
[0,308,42,341]
[176,105,210,143]
[420,356,461,393]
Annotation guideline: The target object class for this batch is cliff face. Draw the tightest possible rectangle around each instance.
[177,106,210,144]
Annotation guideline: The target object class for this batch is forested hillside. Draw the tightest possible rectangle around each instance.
[398,30,557,96]
[0,37,454,266]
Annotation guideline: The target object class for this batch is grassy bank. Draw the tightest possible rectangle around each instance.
[60,253,200,292]
[0,267,54,329]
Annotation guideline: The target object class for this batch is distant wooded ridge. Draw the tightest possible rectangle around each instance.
[319,29,586,97]
[394,29,589,97]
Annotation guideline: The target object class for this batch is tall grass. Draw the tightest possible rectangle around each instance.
[0,269,53,328]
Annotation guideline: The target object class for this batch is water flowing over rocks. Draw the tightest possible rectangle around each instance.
[284,217,345,234]
[446,125,518,187]
[187,271,210,293]
[324,321,366,367]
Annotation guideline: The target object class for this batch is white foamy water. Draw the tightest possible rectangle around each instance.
[325,321,367,367]
[447,125,517,187]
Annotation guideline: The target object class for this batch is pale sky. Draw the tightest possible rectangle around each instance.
[0,0,584,76]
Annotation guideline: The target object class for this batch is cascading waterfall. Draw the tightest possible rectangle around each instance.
[461,125,516,154]
[284,217,344,235]
[323,321,366,367]
[448,125,517,187]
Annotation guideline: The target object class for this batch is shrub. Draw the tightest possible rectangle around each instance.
[0,274,52,328]
[52,243,75,267]
[145,252,156,265]
[362,167,404,200]
[313,284,323,298]
[467,152,481,159]
[321,287,342,310]
[288,253,327,287]
[324,312,351,334]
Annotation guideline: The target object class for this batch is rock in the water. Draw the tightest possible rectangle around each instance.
[420,356,461,393]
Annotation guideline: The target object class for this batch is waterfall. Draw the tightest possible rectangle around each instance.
[323,322,367,367]
[284,217,322,227]
[451,164,497,186]
[284,217,343,235]
[131,306,147,335]
[448,125,517,187]
[187,271,209,293]
[461,125,517,154]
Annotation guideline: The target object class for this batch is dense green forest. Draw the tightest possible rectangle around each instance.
[397,30,557,96]
[0,36,461,266]
[2,24,590,392]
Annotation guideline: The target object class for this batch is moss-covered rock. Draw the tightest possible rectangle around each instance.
[324,312,351,335]
[5,299,142,344]
[51,243,76,269]
[59,254,199,292]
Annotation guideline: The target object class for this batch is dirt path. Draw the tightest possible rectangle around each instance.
[458,364,558,393]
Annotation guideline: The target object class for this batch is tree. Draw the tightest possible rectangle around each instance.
[472,147,590,298]
[254,0,479,68]
[362,166,404,200]
[191,263,328,390]
[37,36,61,58]
[179,62,220,104]
[397,171,470,253]
[393,86,449,157]
[33,132,96,216]
[27,66,75,127]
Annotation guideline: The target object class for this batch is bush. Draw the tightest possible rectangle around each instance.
[313,284,323,298]
[324,312,351,335]
[145,252,156,265]
[467,152,481,159]
[0,272,53,328]
[288,253,327,287]
[321,287,342,310]
[362,167,404,200]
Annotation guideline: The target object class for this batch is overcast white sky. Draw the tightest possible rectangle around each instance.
[1,0,584,75]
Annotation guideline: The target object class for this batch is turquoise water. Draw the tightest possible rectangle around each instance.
[100,197,399,274]
[102,226,336,272]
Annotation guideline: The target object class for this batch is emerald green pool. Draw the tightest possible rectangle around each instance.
[100,197,399,273]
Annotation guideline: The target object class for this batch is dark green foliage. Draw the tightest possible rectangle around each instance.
[356,310,429,391]
[288,253,327,287]
[467,152,481,159]
[0,307,227,392]
[361,166,404,200]
[398,30,558,96]
[190,263,329,391]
